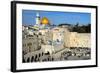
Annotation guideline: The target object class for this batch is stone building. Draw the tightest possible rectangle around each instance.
[22,34,40,55]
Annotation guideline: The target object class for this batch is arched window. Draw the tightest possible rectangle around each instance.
[27,57,30,62]
[39,53,41,57]
[45,51,50,55]
[42,52,44,56]
[52,58,54,61]
[31,56,34,62]
[35,54,37,59]
[48,58,49,61]
[23,58,25,63]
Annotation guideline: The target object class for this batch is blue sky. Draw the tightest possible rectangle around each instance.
[22,10,91,26]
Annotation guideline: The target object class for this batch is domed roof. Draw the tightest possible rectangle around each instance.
[41,17,50,25]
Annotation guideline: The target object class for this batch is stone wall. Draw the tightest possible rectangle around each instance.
[64,32,91,48]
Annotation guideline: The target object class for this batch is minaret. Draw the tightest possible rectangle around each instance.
[36,12,40,25]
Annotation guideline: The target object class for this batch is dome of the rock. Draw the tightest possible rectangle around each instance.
[41,17,50,25]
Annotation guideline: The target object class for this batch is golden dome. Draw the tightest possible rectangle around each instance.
[41,17,50,25]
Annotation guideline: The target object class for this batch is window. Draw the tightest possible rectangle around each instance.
[57,39,60,42]
[27,57,30,62]
[22,58,25,63]
[39,53,41,57]
[42,52,44,56]
[35,55,37,59]
[31,56,34,62]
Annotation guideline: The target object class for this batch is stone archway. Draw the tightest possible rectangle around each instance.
[27,57,30,62]
[31,56,34,62]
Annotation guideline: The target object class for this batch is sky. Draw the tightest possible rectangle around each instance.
[22,10,91,26]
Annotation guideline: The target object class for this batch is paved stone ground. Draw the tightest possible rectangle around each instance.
[23,47,91,63]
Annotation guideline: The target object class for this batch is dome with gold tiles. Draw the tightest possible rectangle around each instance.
[41,17,50,25]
